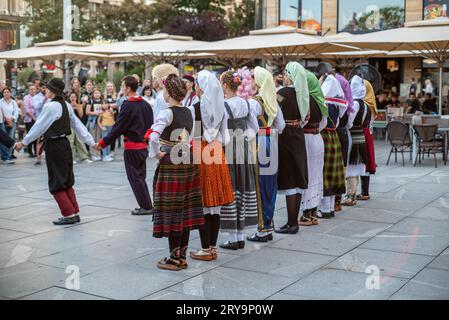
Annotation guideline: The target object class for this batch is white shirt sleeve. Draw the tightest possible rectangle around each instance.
[347,101,360,130]
[148,108,173,158]
[67,103,95,146]
[272,105,286,133]
[22,102,59,146]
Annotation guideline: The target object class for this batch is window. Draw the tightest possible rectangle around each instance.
[424,0,449,19]
[279,0,322,32]
[338,0,404,33]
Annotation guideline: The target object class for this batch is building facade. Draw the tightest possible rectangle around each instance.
[259,0,449,97]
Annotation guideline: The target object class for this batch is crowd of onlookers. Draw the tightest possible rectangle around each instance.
[0,74,159,165]
[375,77,440,116]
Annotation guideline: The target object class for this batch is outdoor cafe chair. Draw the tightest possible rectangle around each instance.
[386,121,412,166]
[413,124,446,168]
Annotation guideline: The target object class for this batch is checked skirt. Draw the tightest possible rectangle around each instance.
[152,154,204,238]
[321,129,346,197]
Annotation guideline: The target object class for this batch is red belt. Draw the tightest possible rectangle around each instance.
[323,127,337,131]
[258,127,271,135]
[123,137,148,150]
[303,127,319,134]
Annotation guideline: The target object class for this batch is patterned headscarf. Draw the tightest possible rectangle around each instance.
[254,66,278,127]
[197,70,225,143]
[286,61,309,121]
[306,70,328,118]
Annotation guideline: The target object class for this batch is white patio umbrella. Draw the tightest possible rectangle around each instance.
[331,17,449,114]
[0,40,108,61]
[188,26,355,68]
[76,33,210,62]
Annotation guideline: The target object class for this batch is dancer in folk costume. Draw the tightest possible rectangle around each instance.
[357,80,378,201]
[96,76,154,215]
[190,70,234,261]
[16,78,95,225]
[341,75,368,206]
[219,71,259,250]
[299,70,328,226]
[318,74,348,218]
[247,66,285,242]
[334,68,354,212]
[274,61,309,234]
[149,74,204,271]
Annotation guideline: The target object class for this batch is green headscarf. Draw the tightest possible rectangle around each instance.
[306,70,328,118]
[286,61,309,121]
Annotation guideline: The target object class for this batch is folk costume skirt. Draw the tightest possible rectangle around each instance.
[363,128,377,174]
[220,138,258,231]
[152,154,204,238]
[277,125,308,191]
[300,133,324,210]
[336,127,350,167]
[198,140,234,208]
[321,129,346,196]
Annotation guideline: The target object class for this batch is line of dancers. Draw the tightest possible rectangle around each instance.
[14,61,377,271]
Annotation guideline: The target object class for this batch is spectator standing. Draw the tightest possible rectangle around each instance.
[409,77,417,97]
[423,79,434,96]
[85,87,103,161]
[104,81,119,155]
[23,84,37,157]
[80,80,94,125]
[67,92,91,164]
[32,81,47,166]
[0,87,19,162]
[97,102,115,162]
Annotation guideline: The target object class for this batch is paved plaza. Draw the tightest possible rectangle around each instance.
[0,141,448,300]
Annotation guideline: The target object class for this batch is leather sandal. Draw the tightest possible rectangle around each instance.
[189,249,213,261]
[356,194,370,201]
[179,258,188,269]
[157,257,181,271]
[210,247,217,260]
[298,215,313,226]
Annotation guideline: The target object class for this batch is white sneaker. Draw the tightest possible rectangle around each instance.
[73,161,77,165]
[2,159,15,164]
[82,159,93,164]
[103,155,113,162]
[110,151,115,157]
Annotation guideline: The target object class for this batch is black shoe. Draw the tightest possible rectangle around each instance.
[73,215,81,223]
[11,155,17,159]
[268,233,273,241]
[219,241,239,250]
[131,207,154,215]
[246,233,268,242]
[53,216,79,225]
[317,211,335,219]
[238,241,245,249]
[275,223,299,234]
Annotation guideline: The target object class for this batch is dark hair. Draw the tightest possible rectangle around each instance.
[221,70,242,92]
[425,93,432,98]
[164,74,187,102]
[142,85,153,97]
[122,75,139,92]
[411,77,415,81]
[2,86,11,94]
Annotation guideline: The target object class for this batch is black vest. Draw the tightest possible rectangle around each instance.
[338,112,349,128]
[44,100,71,139]
[224,100,249,132]
[160,106,193,143]
[351,99,366,131]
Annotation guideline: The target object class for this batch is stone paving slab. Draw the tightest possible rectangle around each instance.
[324,248,434,279]
[280,269,408,300]
[1,141,448,299]
[390,268,449,300]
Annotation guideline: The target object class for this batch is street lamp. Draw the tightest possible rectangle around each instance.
[289,5,301,29]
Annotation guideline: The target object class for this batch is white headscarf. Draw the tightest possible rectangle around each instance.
[322,74,347,116]
[350,75,366,100]
[197,70,225,143]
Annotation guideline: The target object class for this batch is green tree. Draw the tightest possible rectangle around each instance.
[226,0,255,37]
[24,0,97,44]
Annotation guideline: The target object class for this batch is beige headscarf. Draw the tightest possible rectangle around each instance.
[254,66,278,127]
[152,64,179,86]
[364,80,378,117]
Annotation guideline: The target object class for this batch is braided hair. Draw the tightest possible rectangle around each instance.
[220,70,242,92]
[164,74,187,102]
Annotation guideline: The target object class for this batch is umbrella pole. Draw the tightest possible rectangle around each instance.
[439,62,443,115]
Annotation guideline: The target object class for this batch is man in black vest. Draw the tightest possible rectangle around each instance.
[15,78,95,225]
[95,76,154,215]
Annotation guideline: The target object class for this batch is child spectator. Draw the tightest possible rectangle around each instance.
[97,102,115,162]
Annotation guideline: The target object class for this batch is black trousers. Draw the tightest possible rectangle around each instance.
[25,121,36,155]
[124,149,153,210]
[45,137,74,194]
[361,176,370,196]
